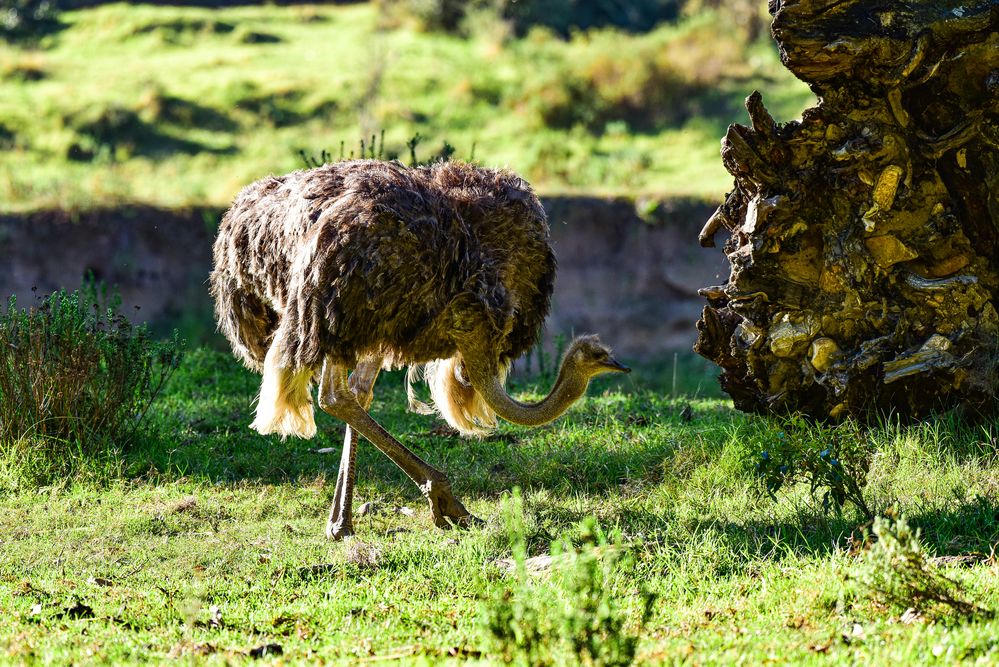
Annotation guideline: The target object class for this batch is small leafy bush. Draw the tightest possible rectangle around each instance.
[751,417,874,518]
[853,515,989,620]
[0,285,181,483]
[481,508,653,666]
[135,87,237,133]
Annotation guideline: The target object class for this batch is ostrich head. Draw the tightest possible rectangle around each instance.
[561,335,631,379]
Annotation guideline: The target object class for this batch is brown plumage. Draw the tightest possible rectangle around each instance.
[212,159,552,373]
[210,159,629,538]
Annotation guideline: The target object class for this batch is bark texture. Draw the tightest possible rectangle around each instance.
[696,0,999,419]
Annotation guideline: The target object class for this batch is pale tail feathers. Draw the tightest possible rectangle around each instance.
[410,355,508,437]
[406,365,436,415]
[251,341,317,439]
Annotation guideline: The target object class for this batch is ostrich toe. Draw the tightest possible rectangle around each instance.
[422,479,481,529]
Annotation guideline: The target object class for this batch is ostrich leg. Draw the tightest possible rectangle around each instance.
[318,359,480,530]
[326,359,382,541]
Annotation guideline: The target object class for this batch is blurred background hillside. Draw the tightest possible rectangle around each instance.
[0,0,815,360]
[0,0,814,212]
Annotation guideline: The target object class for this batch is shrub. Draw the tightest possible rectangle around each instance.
[135,87,237,133]
[751,417,874,518]
[0,285,181,484]
[64,102,213,161]
[481,504,654,666]
[524,54,701,133]
[682,0,769,42]
[853,515,989,620]
[515,21,747,133]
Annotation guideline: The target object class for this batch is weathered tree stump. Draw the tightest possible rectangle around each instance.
[695,0,999,420]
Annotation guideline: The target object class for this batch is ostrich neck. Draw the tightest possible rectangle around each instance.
[470,359,588,427]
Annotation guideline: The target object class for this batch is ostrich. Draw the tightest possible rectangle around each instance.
[210,159,630,539]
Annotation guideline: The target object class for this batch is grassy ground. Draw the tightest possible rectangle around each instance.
[0,3,814,212]
[2,350,998,664]
[5,5,995,664]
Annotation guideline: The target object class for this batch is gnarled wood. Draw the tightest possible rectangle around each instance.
[696,0,999,419]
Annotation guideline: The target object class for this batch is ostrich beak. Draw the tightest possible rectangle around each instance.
[602,357,631,374]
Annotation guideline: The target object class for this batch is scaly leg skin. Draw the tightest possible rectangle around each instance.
[318,359,481,531]
[326,359,381,541]
[325,426,358,540]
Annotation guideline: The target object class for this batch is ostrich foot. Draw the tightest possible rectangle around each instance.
[422,479,483,529]
[319,362,483,532]
[325,516,355,541]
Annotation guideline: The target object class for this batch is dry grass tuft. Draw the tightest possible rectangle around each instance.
[345,541,383,569]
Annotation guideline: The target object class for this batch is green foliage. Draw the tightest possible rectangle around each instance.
[553,523,655,666]
[482,499,653,666]
[853,515,990,620]
[752,417,874,518]
[404,132,461,165]
[522,52,704,133]
[0,52,46,82]
[0,284,181,485]
[518,18,756,134]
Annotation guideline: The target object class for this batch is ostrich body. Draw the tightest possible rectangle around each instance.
[210,159,629,538]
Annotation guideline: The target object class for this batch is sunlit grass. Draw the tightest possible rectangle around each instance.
[1,350,997,663]
[0,3,814,212]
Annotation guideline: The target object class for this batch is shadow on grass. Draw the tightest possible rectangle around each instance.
[908,495,999,555]
[675,494,999,572]
[126,350,998,562]
[143,94,240,133]
[132,398,704,493]
[133,349,723,486]
[66,106,237,162]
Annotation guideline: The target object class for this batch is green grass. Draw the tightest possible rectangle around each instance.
[2,349,998,664]
[0,3,814,212]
